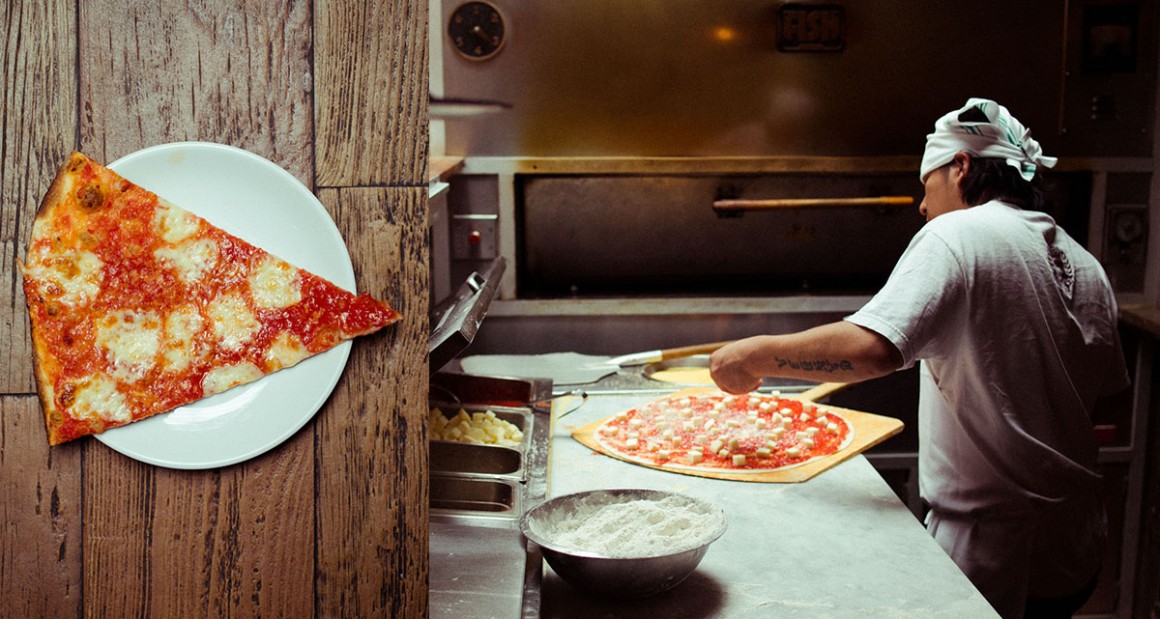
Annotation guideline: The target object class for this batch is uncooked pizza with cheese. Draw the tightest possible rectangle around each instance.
[20,151,400,445]
[593,391,853,472]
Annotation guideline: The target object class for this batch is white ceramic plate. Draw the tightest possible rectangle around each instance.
[101,142,355,469]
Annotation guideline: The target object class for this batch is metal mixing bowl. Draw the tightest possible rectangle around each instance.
[520,489,727,597]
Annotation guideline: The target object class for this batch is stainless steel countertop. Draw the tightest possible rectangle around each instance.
[537,392,999,618]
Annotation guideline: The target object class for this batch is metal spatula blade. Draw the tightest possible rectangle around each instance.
[585,340,736,369]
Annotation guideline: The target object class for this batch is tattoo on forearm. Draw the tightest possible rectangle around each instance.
[775,357,854,373]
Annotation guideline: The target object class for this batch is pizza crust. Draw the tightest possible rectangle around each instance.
[33,152,83,222]
[22,153,89,444]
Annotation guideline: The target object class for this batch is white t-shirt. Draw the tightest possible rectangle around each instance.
[848,200,1126,512]
[846,201,1128,609]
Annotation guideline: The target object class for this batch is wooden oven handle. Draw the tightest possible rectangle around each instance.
[713,196,915,212]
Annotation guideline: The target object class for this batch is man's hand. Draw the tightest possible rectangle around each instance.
[709,337,769,394]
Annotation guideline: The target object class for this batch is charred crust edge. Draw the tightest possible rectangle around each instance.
[26,151,93,446]
[33,151,90,224]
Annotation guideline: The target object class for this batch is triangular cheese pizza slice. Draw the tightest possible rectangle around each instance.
[20,152,401,445]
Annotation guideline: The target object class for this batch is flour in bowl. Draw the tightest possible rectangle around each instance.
[535,492,725,558]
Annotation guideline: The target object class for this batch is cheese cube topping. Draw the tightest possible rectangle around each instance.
[429,408,524,447]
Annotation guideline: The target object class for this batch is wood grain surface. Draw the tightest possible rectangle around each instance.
[316,186,428,617]
[315,0,428,187]
[0,1,74,394]
[1,2,429,618]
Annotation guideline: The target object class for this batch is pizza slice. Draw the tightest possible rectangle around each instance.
[20,151,401,445]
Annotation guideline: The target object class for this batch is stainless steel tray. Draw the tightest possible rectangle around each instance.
[431,475,522,520]
[431,441,525,481]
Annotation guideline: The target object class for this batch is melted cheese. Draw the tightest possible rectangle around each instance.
[264,331,310,371]
[207,292,259,352]
[155,237,219,283]
[202,362,264,396]
[249,255,301,309]
[153,200,201,244]
[162,305,205,371]
[69,373,131,423]
[95,310,161,382]
[24,248,105,307]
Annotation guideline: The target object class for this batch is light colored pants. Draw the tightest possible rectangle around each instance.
[926,494,1106,619]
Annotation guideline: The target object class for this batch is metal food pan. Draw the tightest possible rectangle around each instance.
[431,441,524,481]
[430,475,521,519]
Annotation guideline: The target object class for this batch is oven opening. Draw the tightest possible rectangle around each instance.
[512,172,1093,300]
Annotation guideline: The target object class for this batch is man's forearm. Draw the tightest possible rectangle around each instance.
[753,322,900,382]
[709,322,901,394]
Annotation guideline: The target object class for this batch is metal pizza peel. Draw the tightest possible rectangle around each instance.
[460,341,737,386]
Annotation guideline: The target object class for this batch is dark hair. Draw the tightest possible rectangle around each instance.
[959,155,1048,211]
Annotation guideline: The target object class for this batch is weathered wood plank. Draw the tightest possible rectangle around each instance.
[82,436,315,619]
[315,186,428,618]
[0,4,84,615]
[0,396,83,619]
[78,0,314,184]
[0,1,76,393]
[6,0,430,615]
[77,2,317,617]
[314,0,428,187]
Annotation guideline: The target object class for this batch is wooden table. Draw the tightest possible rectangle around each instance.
[0,3,429,617]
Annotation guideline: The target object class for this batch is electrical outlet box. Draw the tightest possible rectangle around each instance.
[1105,205,1148,293]
[451,214,499,260]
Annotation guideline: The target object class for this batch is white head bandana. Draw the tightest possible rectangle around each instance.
[920,98,1057,182]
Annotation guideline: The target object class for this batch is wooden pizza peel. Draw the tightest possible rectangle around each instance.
[571,386,904,483]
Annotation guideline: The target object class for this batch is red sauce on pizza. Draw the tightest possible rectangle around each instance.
[595,391,853,472]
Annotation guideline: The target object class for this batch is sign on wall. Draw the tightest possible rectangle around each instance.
[777,4,845,53]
